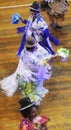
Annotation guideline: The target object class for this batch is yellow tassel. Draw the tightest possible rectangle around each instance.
[43,60,47,65]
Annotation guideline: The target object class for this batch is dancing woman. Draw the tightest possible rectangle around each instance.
[0,36,57,105]
[12,1,60,57]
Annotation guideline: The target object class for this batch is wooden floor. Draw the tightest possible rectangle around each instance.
[0,1,71,130]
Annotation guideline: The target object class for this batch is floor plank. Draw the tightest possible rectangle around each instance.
[0,1,71,130]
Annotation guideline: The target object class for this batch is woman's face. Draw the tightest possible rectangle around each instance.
[30,106,37,119]
[30,11,39,19]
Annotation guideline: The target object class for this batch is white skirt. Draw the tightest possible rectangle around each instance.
[0,59,52,100]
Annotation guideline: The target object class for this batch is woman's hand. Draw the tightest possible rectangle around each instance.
[47,54,58,63]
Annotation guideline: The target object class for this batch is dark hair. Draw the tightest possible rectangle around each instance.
[26,46,36,52]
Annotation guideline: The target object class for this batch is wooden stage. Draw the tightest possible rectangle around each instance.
[0,1,71,130]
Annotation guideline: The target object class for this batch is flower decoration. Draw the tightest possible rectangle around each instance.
[11,13,21,24]
[16,74,44,105]
[33,116,50,130]
[43,59,47,65]
[57,48,69,61]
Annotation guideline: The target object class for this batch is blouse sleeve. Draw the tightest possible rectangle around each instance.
[20,118,34,130]
[20,118,27,130]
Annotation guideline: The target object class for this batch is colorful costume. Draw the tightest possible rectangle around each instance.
[20,116,49,130]
[16,14,59,56]
[11,1,59,56]
[0,43,52,105]
[19,97,49,130]
[20,118,34,130]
